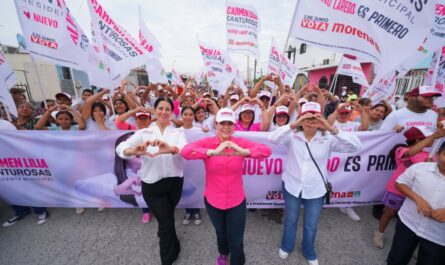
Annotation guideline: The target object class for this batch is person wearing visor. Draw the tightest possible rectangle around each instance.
[55,92,73,107]
[269,102,361,265]
[258,90,272,108]
[381,86,440,136]
[181,108,271,265]
[231,97,269,132]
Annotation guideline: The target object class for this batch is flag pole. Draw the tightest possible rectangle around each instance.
[30,57,48,108]
[69,67,79,100]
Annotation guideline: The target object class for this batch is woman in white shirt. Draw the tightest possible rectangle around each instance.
[179,106,208,225]
[269,102,361,265]
[116,97,187,265]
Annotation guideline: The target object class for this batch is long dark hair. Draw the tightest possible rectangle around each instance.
[114,132,138,207]
[91,102,106,121]
[194,106,206,122]
[112,98,129,114]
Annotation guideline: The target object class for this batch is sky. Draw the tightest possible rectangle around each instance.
[0,0,300,78]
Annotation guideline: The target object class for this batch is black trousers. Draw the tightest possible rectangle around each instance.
[205,198,246,265]
[142,177,183,265]
[387,220,445,265]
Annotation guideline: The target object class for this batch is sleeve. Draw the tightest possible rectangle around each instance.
[395,163,417,188]
[238,138,272,159]
[115,118,135,130]
[181,137,211,160]
[116,131,144,160]
[268,124,292,145]
[330,131,362,153]
[395,147,409,160]
[380,112,396,131]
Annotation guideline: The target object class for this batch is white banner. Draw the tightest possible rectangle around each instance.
[226,1,260,60]
[279,54,298,87]
[138,5,162,58]
[0,51,18,117]
[87,0,148,81]
[288,0,438,75]
[0,130,404,208]
[198,40,235,94]
[336,56,369,87]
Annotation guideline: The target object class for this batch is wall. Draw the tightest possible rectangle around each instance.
[5,53,61,102]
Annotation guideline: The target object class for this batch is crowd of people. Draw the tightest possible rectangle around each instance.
[1,75,445,265]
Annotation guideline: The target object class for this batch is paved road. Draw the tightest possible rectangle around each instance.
[0,202,416,265]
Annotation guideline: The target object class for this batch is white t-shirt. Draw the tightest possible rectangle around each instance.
[381,108,437,136]
[0,120,17,130]
[333,120,360,132]
[85,118,117,131]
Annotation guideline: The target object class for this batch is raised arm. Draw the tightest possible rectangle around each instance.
[404,128,445,158]
[35,105,57,130]
[82,89,110,121]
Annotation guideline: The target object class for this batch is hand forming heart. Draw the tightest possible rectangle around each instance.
[113,176,142,196]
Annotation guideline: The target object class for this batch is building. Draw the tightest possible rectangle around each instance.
[1,45,151,102]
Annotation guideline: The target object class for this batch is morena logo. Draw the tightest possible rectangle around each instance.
[331,191,361,198]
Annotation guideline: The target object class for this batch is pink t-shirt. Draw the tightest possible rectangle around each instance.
[235,120,261,131]
[385,147,429,195]
[181,136,271,209]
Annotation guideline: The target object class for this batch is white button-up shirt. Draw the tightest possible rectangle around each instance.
[116,125,187,184]
[396,162,445,246]
[268,125,362,199]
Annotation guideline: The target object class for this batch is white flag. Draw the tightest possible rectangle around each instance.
[0,51,18,117]
[279,54,298,87]
[170,68,184,86]
[287,0,438,76]
[362,71,398,105]
[267,39,281,76]
[336,56,369,87]
[226,1,260,60]
[87,0,149,80]
[425,47,445,107]
[13,0,89,69]
[198,40,236,94]
[147,58,168,84]
[139,6,162,58]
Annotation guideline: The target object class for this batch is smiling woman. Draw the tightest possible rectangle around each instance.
[181,107,271,265]
[116,97,187,265]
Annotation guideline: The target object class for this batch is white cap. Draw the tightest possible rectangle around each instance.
[55,92,72,101]
[258,90,271,99]
[136,112,151,118]
[230,94,239,101]
[215,108,236,123]
[202,92,211,97]
[298,98,308,104]
[276,106,289,115]
[301,102,321,115]
[239,104,255,113]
